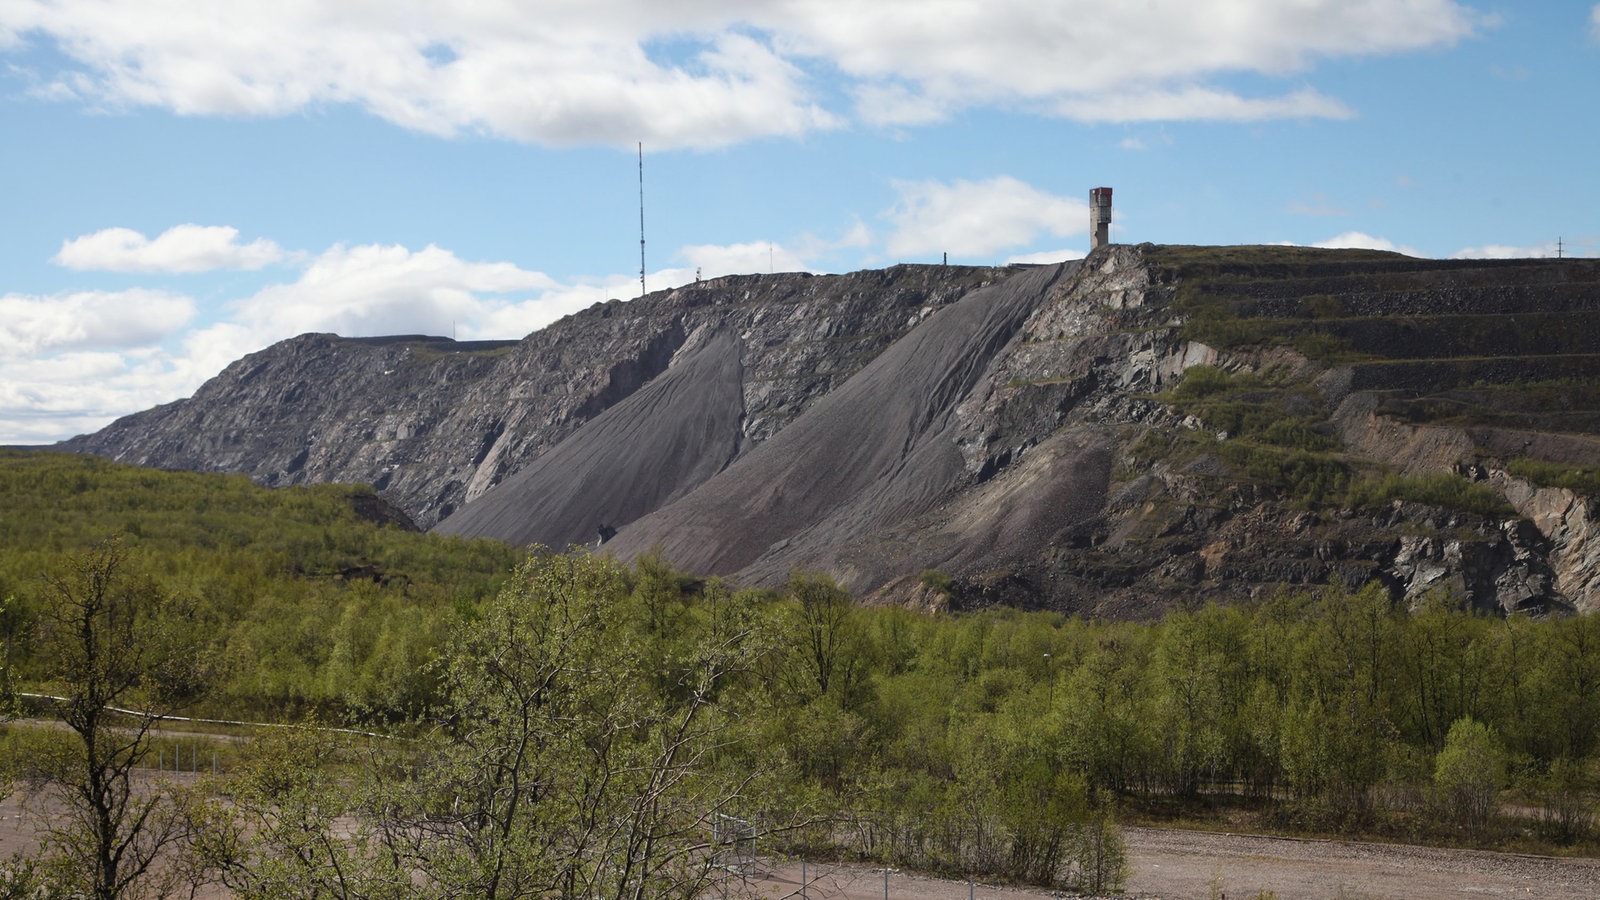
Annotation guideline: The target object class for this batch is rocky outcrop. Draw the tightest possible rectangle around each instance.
[1495,476,1600,612]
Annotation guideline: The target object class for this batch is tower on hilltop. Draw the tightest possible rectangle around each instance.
[1090,187,1112,250]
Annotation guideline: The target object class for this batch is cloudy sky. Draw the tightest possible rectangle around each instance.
[2,1,1597,444]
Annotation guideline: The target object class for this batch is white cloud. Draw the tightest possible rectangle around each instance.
[468,282,630,340]
[0,351,160,444]
[54,224,285,272]
[0,241,580,444]
[0,1,836,148]
[883,176,1084,259]
[0,0,1482,144]
[1450,243,1533,260]
[774,0,1476,92]
[1290,231,1422,257]
[834,220,874,250]
[0,289,196,355]
[0,286,293,441]
[679,241,810,277]
[228,243,560,344]
[851,82,952,127]
[1592,5,1600,43]
[777,0,1467,124]
[1005,248,1087,266]
[1449,241,1584,260]
[784,221,875,271]
[1054,86,1353,123]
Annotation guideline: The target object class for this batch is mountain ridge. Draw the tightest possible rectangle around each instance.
[65,264,1002,529]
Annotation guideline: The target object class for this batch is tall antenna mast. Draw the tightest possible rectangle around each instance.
[638,142,647,298]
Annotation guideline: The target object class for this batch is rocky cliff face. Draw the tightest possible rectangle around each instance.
[65,246,1600,617]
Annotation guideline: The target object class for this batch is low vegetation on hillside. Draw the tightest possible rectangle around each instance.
[2,451,1600,896]
[1137,364,1521,518]
[0,449,521,718]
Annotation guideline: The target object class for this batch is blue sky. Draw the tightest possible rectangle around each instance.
[1,1,1597,444]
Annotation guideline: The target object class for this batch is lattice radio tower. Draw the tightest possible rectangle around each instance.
[638,143,647,298]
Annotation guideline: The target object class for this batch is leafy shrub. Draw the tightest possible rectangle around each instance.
[1291,329,1355,361]
[1506,457,1600,495]
[1258,418,1339,452]
[1435,717,1504,835]
[1122,427,1216,474]
[919,569,953,595]
[1183,315,1283,349]
[1302,294,1343,319]
[1216,440,1351,506]
[1346,473,1514,518]
[1164,367,1339,455]
[1171,365,1237,400]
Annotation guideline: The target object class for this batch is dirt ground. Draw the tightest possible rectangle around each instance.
[7,782,1600,899]
[739,827,1600,899]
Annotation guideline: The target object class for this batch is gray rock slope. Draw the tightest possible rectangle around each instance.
[604,262,1080,585]
[63,266,1002,530]
[433,329,746,548]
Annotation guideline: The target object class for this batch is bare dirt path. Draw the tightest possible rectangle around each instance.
[742,827,1600,899]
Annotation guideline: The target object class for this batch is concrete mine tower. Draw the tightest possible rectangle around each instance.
[1090,187,1112,250]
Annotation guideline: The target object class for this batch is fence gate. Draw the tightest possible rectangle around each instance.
[713,814,756,874]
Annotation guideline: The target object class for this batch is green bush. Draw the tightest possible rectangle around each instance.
[1258,418,1339,452]
[1216,440,1350,506]
[1291,329,1355,361]
[1171,365,1237,400]
[1435,717,1505,834]
[1505,457,1600,495]
[1119,430,1202,480]
[1346,473,1514,518]
[1303,294,1343,319]
[919,569,953,595]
